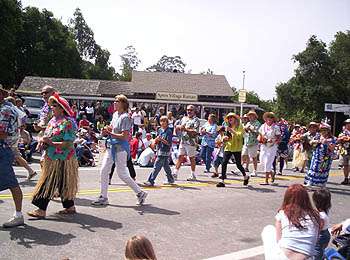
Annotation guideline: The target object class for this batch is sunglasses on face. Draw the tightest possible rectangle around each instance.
[41,91,49,95]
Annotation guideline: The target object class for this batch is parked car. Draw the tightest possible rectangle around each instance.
[22,96,44,131]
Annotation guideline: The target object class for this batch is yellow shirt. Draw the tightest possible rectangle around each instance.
[224,124,244,152]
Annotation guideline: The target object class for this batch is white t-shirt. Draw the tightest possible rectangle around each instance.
[132,112,143,126]
[259,123,281,147]
[319,211,329,231]
[86,106,94,114]
[143,138,152,149]
[275,210,319,257]
[137,147,155,166]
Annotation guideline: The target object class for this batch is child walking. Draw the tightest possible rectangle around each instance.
[312,188,332,260]
[212,126,225,178]
[144,116,175,186]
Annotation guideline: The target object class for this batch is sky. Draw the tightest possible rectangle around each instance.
[21,0,350,100]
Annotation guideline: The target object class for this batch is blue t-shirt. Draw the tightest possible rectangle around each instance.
[201,122,217,148]
[157,127,173,156]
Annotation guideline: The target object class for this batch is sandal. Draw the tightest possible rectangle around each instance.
[57,208,77,215]
[27,171,38,181]
[27,210,46,219]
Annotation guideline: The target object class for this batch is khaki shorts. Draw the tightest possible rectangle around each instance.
[242,144,259,158]
[340,154,350,166]
[179,143,197,157]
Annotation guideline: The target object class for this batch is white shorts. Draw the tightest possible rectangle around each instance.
[242,144,259,158]
[179,143,197,157]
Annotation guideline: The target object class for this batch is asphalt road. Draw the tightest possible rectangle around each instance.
[0,159,349,260]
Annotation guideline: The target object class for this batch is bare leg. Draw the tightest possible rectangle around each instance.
[9,186,22,212]
[189,157,196,172]
[252,157,258,171]
[15,156,34,175]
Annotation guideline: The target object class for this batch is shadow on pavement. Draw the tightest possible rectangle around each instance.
[0,225,75,248]
[326,186,350,196]
[0,200,3,204]
[45,212,123,232]
[108,204,181,216]
[14,174,27,179]
[19,180,37,187]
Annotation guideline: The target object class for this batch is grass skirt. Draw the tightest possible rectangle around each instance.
[32,156,79,200]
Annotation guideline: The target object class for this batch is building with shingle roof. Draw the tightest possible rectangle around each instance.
[17,71,259,119]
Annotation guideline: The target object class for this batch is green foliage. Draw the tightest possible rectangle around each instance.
[276,33,350,123]
[16,7,83,82]
[147,55,186,73]
[119,45,141,81]
[0,0,22,87]
[199,68,214,75]
[232,90,276,112]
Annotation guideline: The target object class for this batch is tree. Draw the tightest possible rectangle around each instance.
[69,8,97,60]
[276,35,341,123]
[15,7,83,84]
[69,8,117,80]
[200,68,214,75]
[119,45,141,81]
[0,0,22,87]
[146,55,186,73]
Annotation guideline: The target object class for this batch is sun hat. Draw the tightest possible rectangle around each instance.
[224,112,240,122]
[48,93,74,117]
[319,123,331,131]
[344,119,350,124]
[262,112,276,121]
[246,110,258,118]
[308,122,319,128]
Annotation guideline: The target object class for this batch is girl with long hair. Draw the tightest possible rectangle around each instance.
[125,235,157,260]
[262,184,321,259]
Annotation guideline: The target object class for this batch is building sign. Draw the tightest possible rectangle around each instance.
[324,103,350,113]
[238,89,247,103]
[156,92,198,101]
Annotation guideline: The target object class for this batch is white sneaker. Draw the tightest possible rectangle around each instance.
[143,181,154,187]
[186,175,197,181]
[163,181,175,185]
[137,191,147,205]
[3,216,24,228]
[91,195,109,206]
[252,170,257,177]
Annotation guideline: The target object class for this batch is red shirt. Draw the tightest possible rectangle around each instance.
[79,119,90,129]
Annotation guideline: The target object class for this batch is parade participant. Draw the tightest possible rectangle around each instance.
[27,94,79,218]
[33,85,55,136]
[304,123,336,187]
[273,118,290,176]
[338,119,350,185]
[258,112,281,185]
[144,116,175,186]
[5,96,37,180]
[212,126,225,178]
[261,184,321,260]
[173,105,200,181]
[216,113,249,187]
[242,110,261,176]
[200,114,218,173]
[0,85,24,228]
[92,95,147,206]
[301,122,320,170]
[291,125,307,173]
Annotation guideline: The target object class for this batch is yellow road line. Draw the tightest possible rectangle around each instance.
[0,172,345,200]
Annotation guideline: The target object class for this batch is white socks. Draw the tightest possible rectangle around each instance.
[14,211,23,218]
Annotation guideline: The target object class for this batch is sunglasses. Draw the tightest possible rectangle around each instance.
[41,91,49,95]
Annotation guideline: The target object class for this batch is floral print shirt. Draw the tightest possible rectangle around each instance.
[44,116,77,160]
